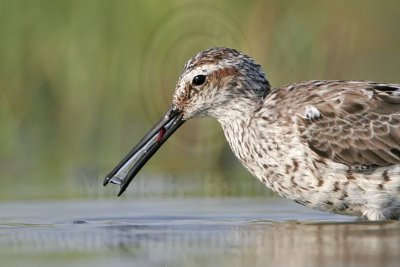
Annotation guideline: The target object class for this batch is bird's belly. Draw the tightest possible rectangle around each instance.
[249,160,400,220]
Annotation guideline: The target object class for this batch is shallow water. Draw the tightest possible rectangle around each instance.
[1,198,400,267]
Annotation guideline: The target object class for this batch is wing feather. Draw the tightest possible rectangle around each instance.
[292,81,400,167]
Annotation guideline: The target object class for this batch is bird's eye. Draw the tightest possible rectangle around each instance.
[192,75,206,86]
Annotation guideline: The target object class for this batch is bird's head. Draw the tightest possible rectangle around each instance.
[173,47,270,120]
[103,47,270,195]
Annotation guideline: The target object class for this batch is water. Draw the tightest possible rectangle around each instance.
[1,198,400,267]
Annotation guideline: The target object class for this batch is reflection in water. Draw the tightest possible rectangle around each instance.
[106,221,399,267]
[1,200,399,267]
[231,221,400,267]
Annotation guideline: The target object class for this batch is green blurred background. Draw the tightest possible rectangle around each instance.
[0,0,399,200]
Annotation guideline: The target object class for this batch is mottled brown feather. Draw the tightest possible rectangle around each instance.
[283,81,400,167]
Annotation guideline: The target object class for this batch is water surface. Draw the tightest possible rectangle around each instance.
[1,198,399,267]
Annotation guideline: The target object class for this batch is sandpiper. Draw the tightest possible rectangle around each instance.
[104,47,400,220]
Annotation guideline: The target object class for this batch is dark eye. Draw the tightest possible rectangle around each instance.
[192,75,206,86]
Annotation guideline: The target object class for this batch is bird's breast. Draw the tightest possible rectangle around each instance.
[220,117,340,204]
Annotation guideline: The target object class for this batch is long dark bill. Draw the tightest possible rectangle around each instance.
[103,106,184,196]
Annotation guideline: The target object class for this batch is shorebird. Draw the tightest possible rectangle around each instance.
[104,47,400,220]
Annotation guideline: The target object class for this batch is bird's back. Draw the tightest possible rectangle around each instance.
[271,80,400,167]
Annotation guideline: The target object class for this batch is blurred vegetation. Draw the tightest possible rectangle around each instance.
[0,0,399,200]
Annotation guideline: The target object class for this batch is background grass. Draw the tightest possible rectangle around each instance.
[0,0,399,200]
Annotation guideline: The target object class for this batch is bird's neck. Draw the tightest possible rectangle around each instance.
[216,94,302,185]
[213,94,264,126]
[216,95,268,167]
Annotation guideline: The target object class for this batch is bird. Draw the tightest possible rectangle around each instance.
[104,47,400,221]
